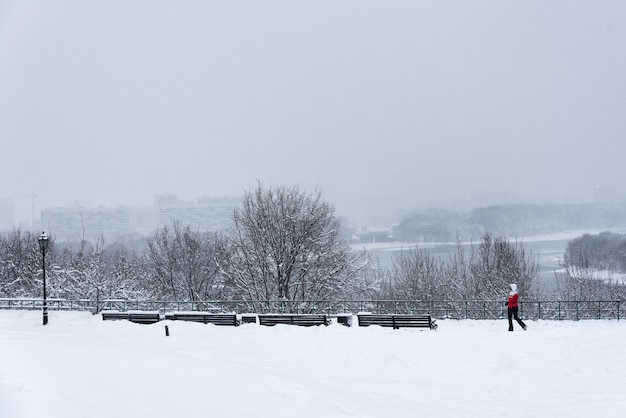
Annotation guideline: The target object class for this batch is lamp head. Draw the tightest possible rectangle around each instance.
[38,231,49,251]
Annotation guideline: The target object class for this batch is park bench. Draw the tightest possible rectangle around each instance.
[258,314,330,327]
[164,312,240,326]
[357,314,437,330]
[101,311,161,324]
[334,314,353,327]
[241,315,258,324]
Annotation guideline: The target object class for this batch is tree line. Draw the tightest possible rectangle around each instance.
[393,203,626,242]
[5,183,622,305]
[554,231,626,300]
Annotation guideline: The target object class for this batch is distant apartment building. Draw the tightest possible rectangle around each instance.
[41,195,241,242]
[155,194,241,232]
[42,206,139,242]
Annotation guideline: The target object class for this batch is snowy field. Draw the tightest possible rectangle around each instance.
[2,311,626,418]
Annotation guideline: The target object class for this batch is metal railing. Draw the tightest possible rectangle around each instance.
[0,298,623,321]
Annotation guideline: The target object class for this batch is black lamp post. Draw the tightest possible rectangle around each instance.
[38,231,49,325]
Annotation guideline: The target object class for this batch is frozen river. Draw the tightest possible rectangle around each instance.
[358,229,626,292]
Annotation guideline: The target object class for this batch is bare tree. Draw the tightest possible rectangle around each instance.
[387,248,444,300]
[555,254,626,300]
[383,234,539,302]
[445,240,475,300]
[351,251,384,299]
[144,221,224,301]
[471,233,539,299]
[217,183,365,301]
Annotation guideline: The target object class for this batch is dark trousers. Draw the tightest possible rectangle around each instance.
[508,307,526,331]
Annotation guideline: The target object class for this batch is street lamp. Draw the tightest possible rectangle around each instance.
[38,231,49,325]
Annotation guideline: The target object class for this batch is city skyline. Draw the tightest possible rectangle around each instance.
[2,185,622,236]
[1,193,243,237]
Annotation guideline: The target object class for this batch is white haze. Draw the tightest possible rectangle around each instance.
[1,1,625,225]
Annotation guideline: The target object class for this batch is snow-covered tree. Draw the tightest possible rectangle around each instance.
[565,232,626,272]
[387,248,444,300]
[217,183,366,301]
[0,229,46,297]
[555,245,626,301]
[108,252,146,300]
[445,241,475,300]
[350,250,384,299]
[382,234,539,301]
[144,221,224,301]
[470,233,539,299]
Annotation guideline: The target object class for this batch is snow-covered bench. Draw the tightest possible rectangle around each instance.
[258,314,330,327]
[357,314,437,330]
[101,311,161,324]
[164,312,240,326]
[241,315,258,324]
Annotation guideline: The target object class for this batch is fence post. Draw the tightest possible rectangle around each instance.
[538,301,541,320]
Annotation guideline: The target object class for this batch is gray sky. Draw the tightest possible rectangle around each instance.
[1,1,625,225]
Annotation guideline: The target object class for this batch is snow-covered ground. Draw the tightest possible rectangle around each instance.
[2,311,626,418]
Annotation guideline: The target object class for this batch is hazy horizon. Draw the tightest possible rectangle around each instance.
[2,1,625,226]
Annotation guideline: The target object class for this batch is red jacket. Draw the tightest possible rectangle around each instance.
[508,292,519,308]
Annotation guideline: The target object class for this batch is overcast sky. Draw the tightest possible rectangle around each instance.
[1,1,625,225]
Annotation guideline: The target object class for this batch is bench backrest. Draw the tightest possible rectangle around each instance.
[165,313,239,326]
[101,312,129,321]
[129,313,162,324]
[102,311,161,324]
[258,314,329,327]
[357,314,436,329]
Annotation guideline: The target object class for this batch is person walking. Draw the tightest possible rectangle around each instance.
[506,283,527,331]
